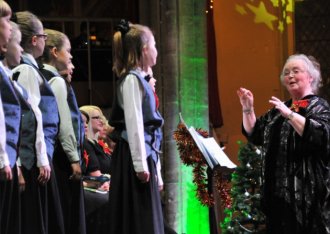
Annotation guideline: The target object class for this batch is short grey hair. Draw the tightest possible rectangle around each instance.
[280,54,322,94]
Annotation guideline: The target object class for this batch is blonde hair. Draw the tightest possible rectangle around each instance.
[41,28,68,64]
[9,21,20,43]
[0,21,19,55]
[0,1,11,18]
[100,115,114,133]
[79,105,104,141]
[112,23,153,77]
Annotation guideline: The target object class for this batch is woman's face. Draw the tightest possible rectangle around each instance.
[98,125,107,140]
[55,38,73,73]
[65,62,75,83]
[90,110,103,134]
[282,59,313,97]
[81,113,89,135]
[0,15,12,46]
[59,61,75,83]
[6,30,23,67]
[33,21,47,58]
[143,34,157,68]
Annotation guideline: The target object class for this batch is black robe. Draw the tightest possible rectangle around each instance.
[243,95,330,234]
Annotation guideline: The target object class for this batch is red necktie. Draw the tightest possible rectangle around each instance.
[154,91,159,109]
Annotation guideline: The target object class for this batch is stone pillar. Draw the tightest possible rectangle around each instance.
[140,0,208,233]
[140,0,181,232]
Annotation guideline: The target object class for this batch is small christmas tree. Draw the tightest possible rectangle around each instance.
[221,141,266,233]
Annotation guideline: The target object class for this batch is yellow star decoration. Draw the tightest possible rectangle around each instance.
[286,0,293,12]
[286,16,292,24]
[235,4,247,15]
[246,2,278,30]
[278,20,284,32]
[270,0,279,7]
[236,0,293,33]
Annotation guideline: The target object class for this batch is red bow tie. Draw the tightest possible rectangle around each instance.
[291,99,309,112]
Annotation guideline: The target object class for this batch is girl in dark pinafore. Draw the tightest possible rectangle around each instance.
[109,20,164,234]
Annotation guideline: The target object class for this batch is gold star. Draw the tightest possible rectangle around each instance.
[286,0,293,12]
[286,16,292,24]
[246,2,278,30]
[278,21,284,32]
[235,4,247,15]
[270,0,279,7]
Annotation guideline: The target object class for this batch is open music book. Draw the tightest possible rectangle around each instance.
[180,113,236,170]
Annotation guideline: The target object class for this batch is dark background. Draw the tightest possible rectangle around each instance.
[7,0,139,109]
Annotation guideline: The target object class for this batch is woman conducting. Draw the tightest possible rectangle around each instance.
[237,54,330,233]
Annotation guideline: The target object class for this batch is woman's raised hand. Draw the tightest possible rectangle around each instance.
[237,87,254,110]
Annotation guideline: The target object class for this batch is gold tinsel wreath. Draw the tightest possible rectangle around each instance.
[173,122,232,208]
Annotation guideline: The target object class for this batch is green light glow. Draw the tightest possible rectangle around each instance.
[178,1,209,232]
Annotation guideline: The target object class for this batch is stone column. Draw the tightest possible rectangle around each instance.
[140,0,181,232]
[140,0,208,233]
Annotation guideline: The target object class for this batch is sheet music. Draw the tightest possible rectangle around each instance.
[188,126,237,169]
[179,113,236,170]
[188,126,215,168]
[198,136,236,169]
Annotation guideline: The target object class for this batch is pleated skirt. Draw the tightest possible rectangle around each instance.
[0,165,20,234]
[109,139,164,234]
[20,165,48,234]
[53,151,86,234]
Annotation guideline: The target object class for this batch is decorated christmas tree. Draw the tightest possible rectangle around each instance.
[221,141,266,233]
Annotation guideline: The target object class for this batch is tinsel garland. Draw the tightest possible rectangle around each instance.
[173,122,232,208]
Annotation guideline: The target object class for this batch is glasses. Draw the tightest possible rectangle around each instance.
[35,33,48,40]
[283,68,305,77]
[91,116,101,120]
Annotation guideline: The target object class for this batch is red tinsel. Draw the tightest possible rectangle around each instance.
[173,122,232,208]
[98,139,112,155]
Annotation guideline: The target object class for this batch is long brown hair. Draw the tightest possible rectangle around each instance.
[112,23,152,78]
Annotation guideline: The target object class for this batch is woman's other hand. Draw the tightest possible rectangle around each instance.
[269,96,292,118]
[0,165,12,181]
[17,166,26,192]
[38,165,51,185]
[70,162,82,181]
[99,181,110,191]
[136,171,150,183]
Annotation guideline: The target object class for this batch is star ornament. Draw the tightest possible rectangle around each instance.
[270,0,279,7]
[286,0,293,12]
[246,2,278,30]
[278,20,284,32]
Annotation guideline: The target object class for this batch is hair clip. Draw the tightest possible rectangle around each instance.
[115,19,130,36]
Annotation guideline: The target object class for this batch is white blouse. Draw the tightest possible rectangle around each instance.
[0,94,9,169]
[119,72,163,186]
[12,53,49,167]
[45,64,79,163]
